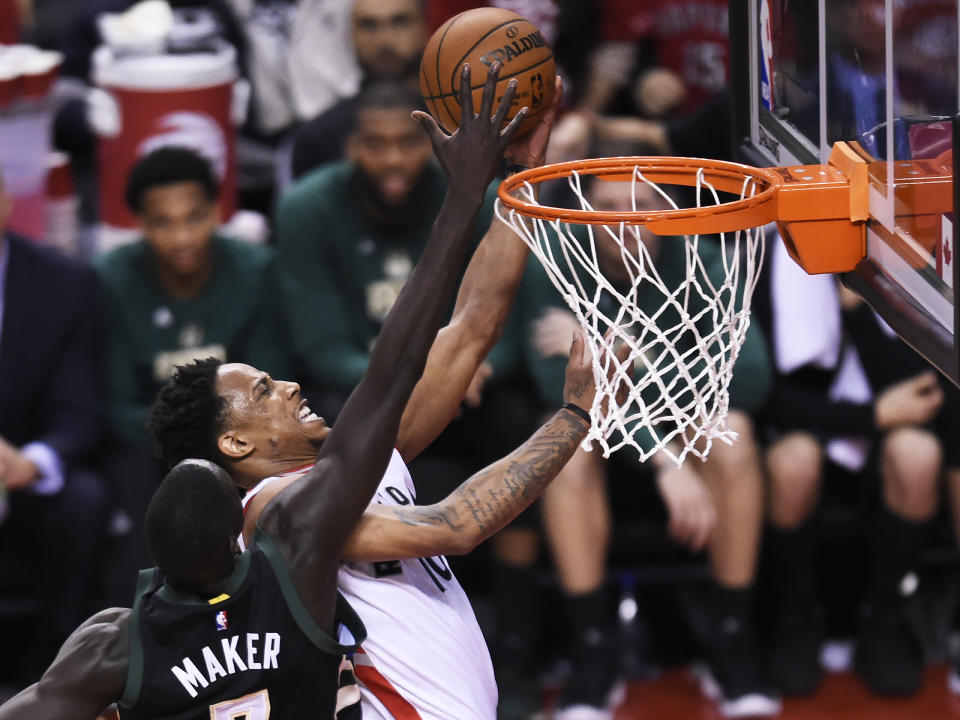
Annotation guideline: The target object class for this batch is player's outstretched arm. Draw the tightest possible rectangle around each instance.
[343,332,599,561]
[0,608,129,719]
[258,63,528,629]
[397,77,563,463]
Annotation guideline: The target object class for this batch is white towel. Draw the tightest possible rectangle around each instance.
[826,344,873,470]
[770,234,873,469]
[771,233,843,373]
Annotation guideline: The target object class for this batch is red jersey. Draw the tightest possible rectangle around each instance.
[600,0,729,112]
[0,0,20,44]
[426,0,559,44]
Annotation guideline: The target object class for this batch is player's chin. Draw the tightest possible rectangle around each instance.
[306,423,332,444]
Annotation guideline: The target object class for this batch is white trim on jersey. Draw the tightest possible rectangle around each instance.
[240,450,498,720]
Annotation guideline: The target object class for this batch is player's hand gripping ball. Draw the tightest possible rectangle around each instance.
[420,7,556,139]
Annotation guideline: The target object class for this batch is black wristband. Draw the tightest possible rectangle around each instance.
[561,401,591,425]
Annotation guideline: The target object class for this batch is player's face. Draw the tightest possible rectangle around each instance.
[215,363,332,459]
[138,181,218,280]
[349,107,433,206]
[588,180,670,284]
[352,0,425,79]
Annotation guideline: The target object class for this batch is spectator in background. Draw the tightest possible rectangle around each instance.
[290,0,426,179]
[277,78,551,718]
[424,0,560,41]
[60,0,249,86]
[277,81,499,407]
[53,0,252,223]
[520,166,777,719]
[227,0,360,141]
[97,146,293,604]
[14,0,78,51]
[755,237,948,698]
[0,167,108,690]
[548,0,732,164]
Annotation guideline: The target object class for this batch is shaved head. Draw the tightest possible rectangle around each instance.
[146,459,244,595]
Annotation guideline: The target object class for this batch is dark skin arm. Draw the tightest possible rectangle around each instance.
[247,337,628,560]
[0,608,129,720]
[256,63,528,635]
[242,80,564,545]
[395,77,563,462]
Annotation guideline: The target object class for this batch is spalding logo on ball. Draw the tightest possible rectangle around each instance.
[420,7,556,139]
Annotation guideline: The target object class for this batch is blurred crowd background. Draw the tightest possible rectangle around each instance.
[2,0,960,718]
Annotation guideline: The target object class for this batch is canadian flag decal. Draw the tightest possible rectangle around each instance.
[941,214,954,290]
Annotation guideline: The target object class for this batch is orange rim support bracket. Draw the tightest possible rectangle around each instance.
[772,142,869,274]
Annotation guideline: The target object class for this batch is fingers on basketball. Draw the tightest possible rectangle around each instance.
[477,62,500,119]
[419,7,556,138]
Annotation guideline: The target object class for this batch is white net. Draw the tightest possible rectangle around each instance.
[497,165,766,466]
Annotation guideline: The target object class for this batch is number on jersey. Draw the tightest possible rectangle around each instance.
[209,689,270,719]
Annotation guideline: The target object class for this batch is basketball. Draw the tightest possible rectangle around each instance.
[419,8,555,139]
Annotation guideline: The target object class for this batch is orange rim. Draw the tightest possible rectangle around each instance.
[498,156,783,234]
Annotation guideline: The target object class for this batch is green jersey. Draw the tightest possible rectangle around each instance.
[97,235,294,449]
[521,234,772,453]
[275,160,504,392]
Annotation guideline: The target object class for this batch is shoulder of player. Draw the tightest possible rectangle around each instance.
[71,607,130,654]
[44,608,130,692]
[246,472,310,538]
[255,452,366,541]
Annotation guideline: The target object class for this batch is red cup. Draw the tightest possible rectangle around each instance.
[0,69,15,107]
[46,152,74,199]
[19,51,60,100]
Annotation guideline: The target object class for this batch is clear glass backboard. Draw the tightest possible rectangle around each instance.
[731,0,960,384]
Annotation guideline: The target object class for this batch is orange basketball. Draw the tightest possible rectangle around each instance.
[420,8,555,138]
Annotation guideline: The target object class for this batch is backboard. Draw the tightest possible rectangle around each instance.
[730,0,960,385]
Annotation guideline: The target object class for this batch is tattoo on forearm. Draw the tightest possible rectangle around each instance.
[386,412,585,541]
[390,504,466,532]
[448,411,586,535]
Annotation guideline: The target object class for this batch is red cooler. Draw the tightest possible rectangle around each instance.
[91,41,241,248]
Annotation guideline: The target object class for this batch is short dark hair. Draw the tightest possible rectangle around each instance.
[149,358,228,468]
[126,146,219,214]
[146,459,243,590]
[355,80,427,119]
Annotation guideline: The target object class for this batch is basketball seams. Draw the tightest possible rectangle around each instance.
[434,13,462,136]
[448,18,534,101]
[419,64,434,102]
[420,8,553,136]
[423,55,555,102]
[421,60,456,132]
[420,64,451,132]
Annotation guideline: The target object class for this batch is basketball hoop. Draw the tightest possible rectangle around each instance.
[496,149,869,465]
